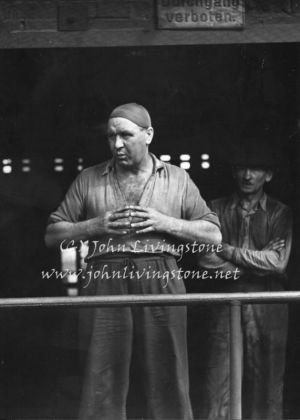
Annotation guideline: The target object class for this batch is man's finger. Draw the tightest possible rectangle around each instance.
[108,229,128,235]
[135,226,154,234]
[267,237,281,244]
[131,220,152,228]
[272,244,283,249]
[109,211,131,221]
[266,239,285,247]
[108,220,131,228]
[130,210,150,219]
[113,206,130,213]
[126,205,148,212]
[273,241,285,247]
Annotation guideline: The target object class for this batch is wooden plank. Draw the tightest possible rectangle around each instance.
[1,22,300,48]
[88,18,150,30]
[95,0,130,18]
[246,0,293,12]
[1,18,56,31]
[0,0,56,20]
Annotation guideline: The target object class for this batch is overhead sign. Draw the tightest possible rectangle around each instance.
[157,0,244,29]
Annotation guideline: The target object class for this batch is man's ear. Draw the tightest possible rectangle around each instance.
[265,170,273,183]
[145,127,154,145]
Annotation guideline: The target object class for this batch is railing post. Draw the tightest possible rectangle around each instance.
[230,301,242,420]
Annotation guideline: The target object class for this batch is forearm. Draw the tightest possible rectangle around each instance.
[166,217,222,245]
[45,219,99,248]
[221,244,287,274]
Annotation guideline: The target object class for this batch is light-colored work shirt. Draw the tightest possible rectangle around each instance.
[49,153,219,260]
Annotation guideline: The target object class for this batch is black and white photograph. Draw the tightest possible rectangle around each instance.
[0,1,300,419]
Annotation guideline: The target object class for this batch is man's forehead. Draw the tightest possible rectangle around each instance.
[107,117,141,131]
[234,165,271,172]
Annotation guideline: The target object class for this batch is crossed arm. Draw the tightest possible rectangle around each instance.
[219,237,291,275]
[199,210,292,277]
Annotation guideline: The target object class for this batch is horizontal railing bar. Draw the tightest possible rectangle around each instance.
[0,291,300,309]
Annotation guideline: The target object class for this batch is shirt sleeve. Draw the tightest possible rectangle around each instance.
[197,198,240,274]
[48,172,86,224]
[182,173,220,227]
[231,206,293,275]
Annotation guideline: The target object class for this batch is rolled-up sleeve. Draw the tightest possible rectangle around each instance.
[231,206,292,275]
[182,173,220,227]
[48,172,86,224]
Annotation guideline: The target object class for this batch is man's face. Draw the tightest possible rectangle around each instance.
[234,166,273,196]
[107,117,153,169]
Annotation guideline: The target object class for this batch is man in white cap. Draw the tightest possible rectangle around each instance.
[45,103,221,420]
[200,138,292,420]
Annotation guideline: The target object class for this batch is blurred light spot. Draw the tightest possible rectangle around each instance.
[22,158,31,164]
[77,165,83,171]
[78,157,83,163]
[67,273,78,284]
[61,247,77,271]
[201,153,210,161]
[67,288,78,297]
[180,154,190,161]
[201,161,210,169]
[2,159,12,165]
[3,165,12,174]
[54,165,64,172]
[180,162,191,170]
[22,166,31,172]
[80,241,89,270]
[54,158,64,164]
[160,155,171,162]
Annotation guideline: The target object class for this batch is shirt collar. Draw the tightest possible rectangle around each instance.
[229,192,267,212]
[100,153,164,176]
[100,160,113,176]
[150,153,164,172]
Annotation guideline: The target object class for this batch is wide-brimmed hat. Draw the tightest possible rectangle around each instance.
[229,137,278,169]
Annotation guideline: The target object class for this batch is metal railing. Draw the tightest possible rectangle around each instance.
[1,291,300,420]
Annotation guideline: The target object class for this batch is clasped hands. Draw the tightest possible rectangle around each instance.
[102,205,171,235]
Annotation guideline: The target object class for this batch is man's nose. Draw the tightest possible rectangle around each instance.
[243,168,252,179]
[115,136,124,149]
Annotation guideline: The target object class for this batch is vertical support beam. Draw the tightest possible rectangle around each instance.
[230,301,242,420]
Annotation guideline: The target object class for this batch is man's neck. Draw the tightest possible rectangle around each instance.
[238,189,264,211]
[115,153,153,177]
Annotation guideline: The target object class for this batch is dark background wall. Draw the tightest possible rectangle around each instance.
[0,44,299,418]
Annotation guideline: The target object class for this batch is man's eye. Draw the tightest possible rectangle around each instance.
[122,132,132,139]
[107,132,132,141]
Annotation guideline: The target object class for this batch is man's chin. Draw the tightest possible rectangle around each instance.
[240,187,257,195]
[116,157,131,166]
